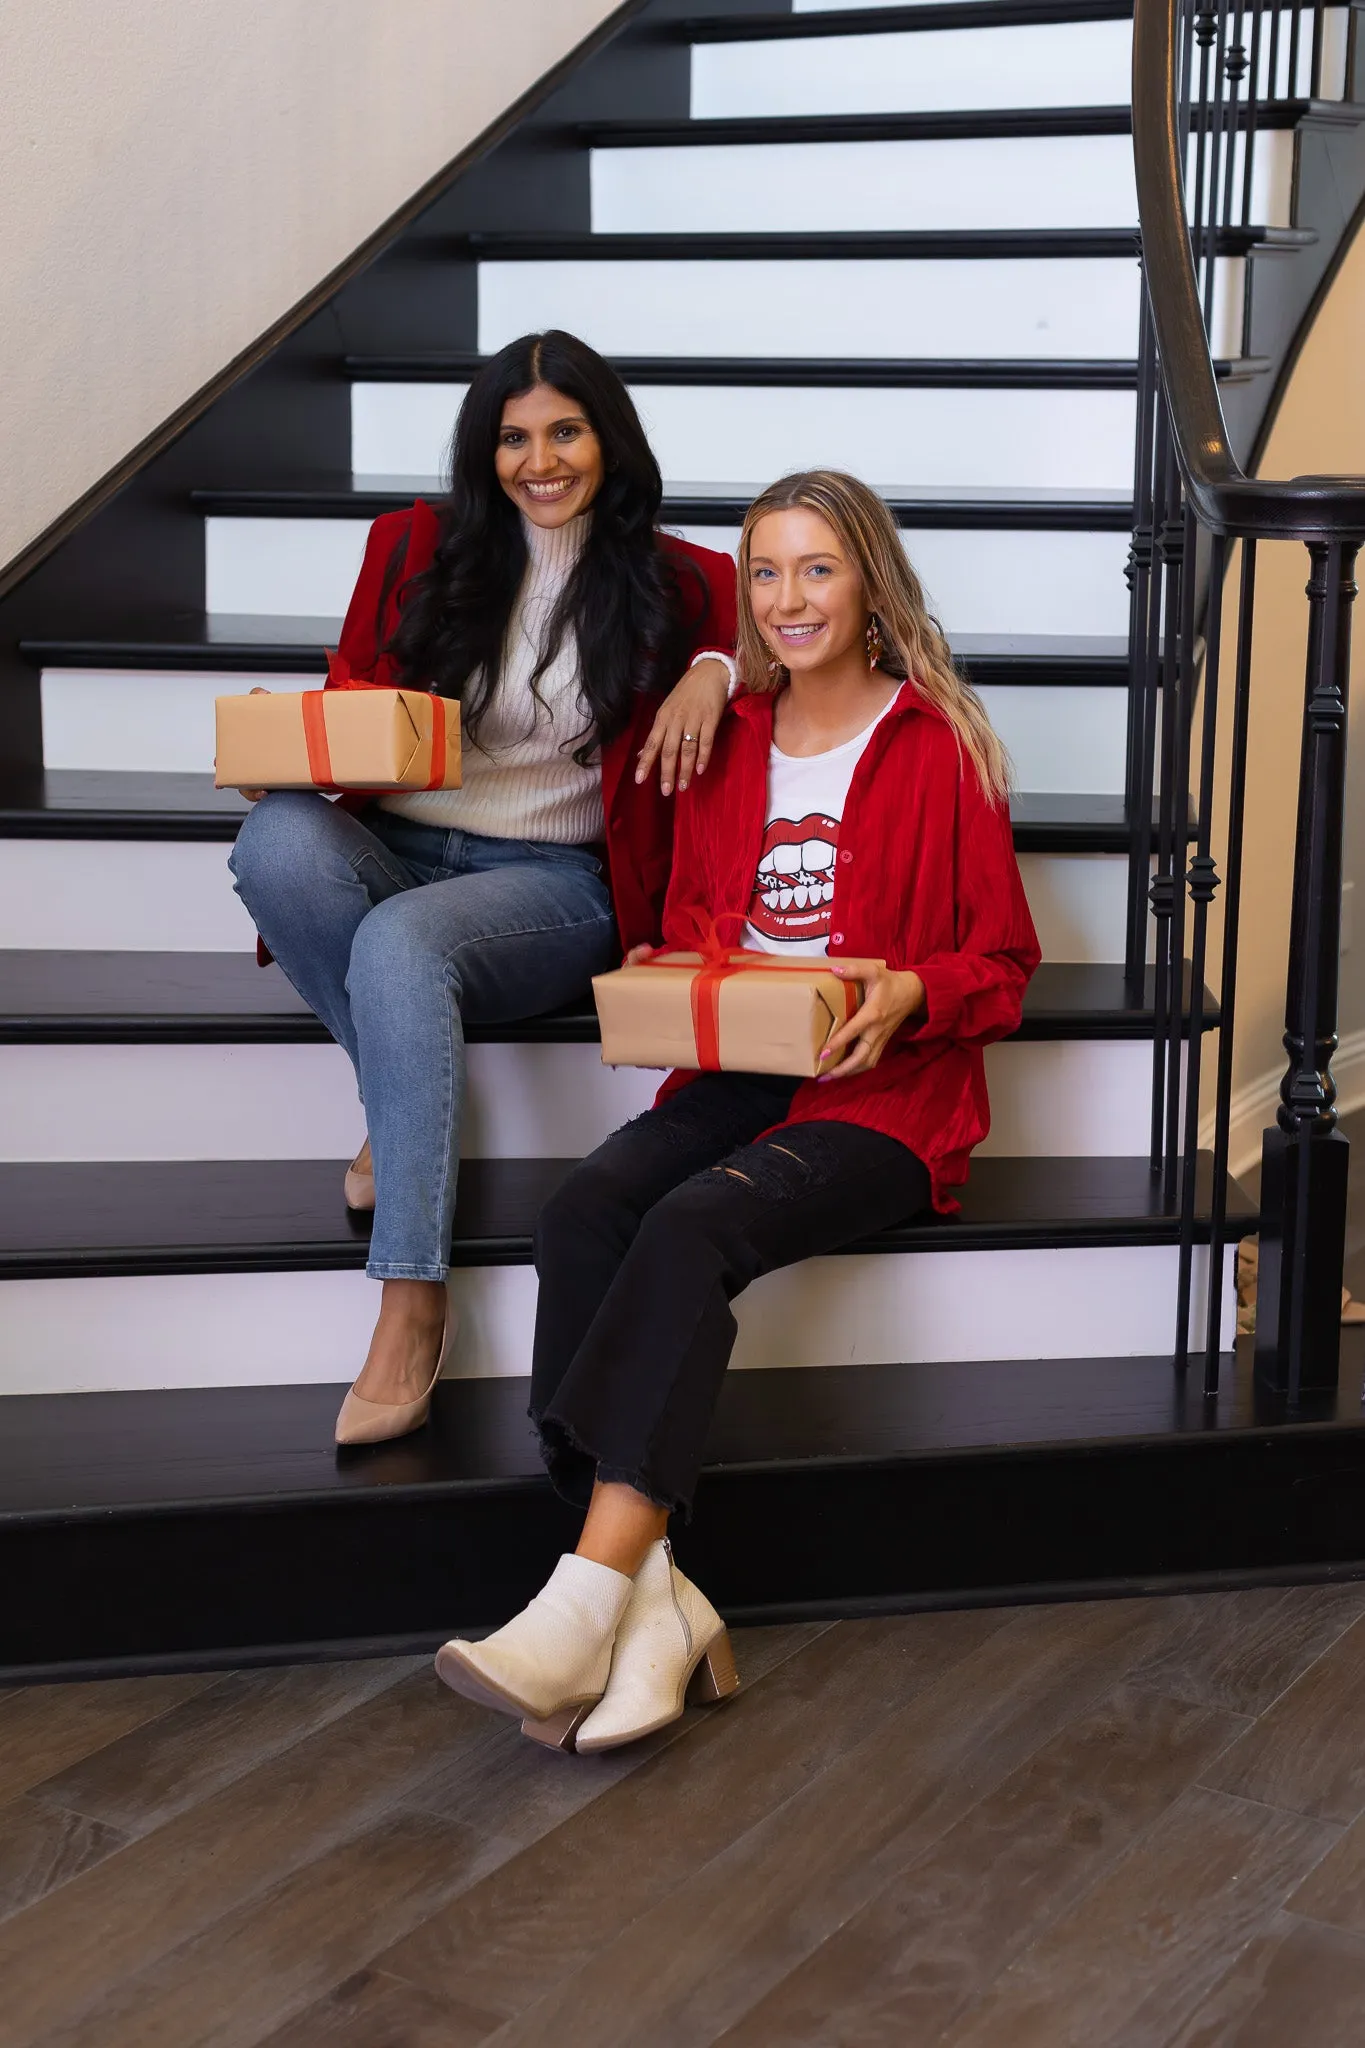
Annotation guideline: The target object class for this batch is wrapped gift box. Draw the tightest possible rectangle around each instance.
[593,948,867,1078]
[214,686,461,792]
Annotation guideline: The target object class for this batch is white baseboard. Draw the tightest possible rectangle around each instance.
[1201,1026,1365,1181]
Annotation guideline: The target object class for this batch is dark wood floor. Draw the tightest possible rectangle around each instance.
[5,1586,1365,2044]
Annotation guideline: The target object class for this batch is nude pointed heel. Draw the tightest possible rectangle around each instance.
[343,1141,375,1212]
[334,1305,457,1447]
[687,1626,741,1706]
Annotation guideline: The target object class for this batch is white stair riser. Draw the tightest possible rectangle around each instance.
[593,135,1141,235]
[1019,852,1130,964]
[672,525,1132,636]
[736,5,1342,96]
[693,19,1133,117]
[0,839,1127,958]
[0,1037,1160,1163]
[0,1242,1238,1395]
[591,134,1289,237]
[0,841,258,951]
[352,381,1138,493]
[40,669,1129,796]
[206,518,1133,636]
[478,256,1145,359]
[977,685,1128,797]
[41,670,320,776]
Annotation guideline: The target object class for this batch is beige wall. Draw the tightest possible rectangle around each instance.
[0,0,622,571]
[1205,215,1365,1172]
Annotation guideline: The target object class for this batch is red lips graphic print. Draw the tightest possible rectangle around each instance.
[747,811,841,943]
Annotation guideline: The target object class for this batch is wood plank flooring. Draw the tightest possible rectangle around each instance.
[5,1587,1365,2045]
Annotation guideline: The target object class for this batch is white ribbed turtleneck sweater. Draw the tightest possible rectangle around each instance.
[381,511,604,843]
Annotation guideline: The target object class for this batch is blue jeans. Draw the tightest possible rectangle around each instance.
[228,793,618,1280]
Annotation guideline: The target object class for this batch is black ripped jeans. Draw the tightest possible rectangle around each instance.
[530,1072,933,1518]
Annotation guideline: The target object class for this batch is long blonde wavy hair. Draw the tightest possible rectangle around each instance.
[736,469,1011,803]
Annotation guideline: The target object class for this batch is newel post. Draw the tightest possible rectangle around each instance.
[1255,537,1360,1397]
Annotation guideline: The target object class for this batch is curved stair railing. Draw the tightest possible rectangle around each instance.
[1131,0,1365,1395]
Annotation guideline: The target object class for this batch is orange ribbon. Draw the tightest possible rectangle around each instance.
[301,657,449,791]
[642,915,861,1071]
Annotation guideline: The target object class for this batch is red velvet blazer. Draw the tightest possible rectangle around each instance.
[657,681,1042,1212]
[331,499,737,951]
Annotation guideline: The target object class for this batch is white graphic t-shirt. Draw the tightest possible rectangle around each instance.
[744,696,897,956]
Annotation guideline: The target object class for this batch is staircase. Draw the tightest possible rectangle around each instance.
[3,0,1365,1676]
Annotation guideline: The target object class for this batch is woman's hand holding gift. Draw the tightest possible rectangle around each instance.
[818,960,927,1080]
[635,658,731,796]
[237,686,271,803]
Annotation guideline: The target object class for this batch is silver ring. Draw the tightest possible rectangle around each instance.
[682,732,698,743]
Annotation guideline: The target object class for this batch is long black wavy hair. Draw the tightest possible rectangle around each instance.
[380,330,701,762]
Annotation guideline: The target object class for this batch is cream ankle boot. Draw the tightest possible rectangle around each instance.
[435,1554,632,1724]
[550,1540,739,1755]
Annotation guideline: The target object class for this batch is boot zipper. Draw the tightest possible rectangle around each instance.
[663,1538,693,1655]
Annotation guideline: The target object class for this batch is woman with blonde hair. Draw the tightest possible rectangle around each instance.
[435,470,1040,1750]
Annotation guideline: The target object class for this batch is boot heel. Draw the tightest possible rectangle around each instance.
[688,1628,740,1705]
[521,1703,593,1752]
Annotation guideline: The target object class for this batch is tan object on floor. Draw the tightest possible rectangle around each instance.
[334,1306,457,1447]
[214,686,461,792]
[343,1140,375,1212]
[1235,1234,1365,1332]
[593,948,872,1079]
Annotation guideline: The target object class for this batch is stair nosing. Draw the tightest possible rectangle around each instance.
[679,0,1136,41]
[579,101,1319,149]
[188,485,1136,532]
[455,226,1309,260]
[339,353,1264,389]
[22,632,1132,686]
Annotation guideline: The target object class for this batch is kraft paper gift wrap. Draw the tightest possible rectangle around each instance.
[592,948,869,1079]
[214,686,462,792]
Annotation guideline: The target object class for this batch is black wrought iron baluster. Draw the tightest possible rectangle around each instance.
[1150,412,1186,1181]
[1191,8,1220,307]
[1287,0,1303,93]
[1242,0,1265,225]
[1309,0,1324,96]
[1255,537,1360,1397]
[1164,504,1199,1203]
[1221,9,1250,246]
[1204,540,1257,1388]
[1175,531,1228,1376]
[1267,0,1283,99]
[1126,296,1161,996]
[1202,0,1233,330]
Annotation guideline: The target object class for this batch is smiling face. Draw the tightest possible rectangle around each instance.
[494,382,606,527]
[746,506,871,676]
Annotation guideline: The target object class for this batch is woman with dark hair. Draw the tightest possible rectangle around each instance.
[229,331,736,1444]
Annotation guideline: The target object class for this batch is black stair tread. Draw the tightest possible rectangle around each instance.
[22,621,1130,685]
[341,352,1266,390]
[0,770,1183,852]
[0,1155,1256,1280]
[454,227,1314,259]
[6,1347,1353,1526]
[191,478,1135,531]
[579,102,1320,147]
[583,107,1135,145]
[681,0,1136,38]
[0,955,1218,1045]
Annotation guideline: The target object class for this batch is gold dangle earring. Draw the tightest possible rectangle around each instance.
[866,613,884,672]
[767,651,785,683]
